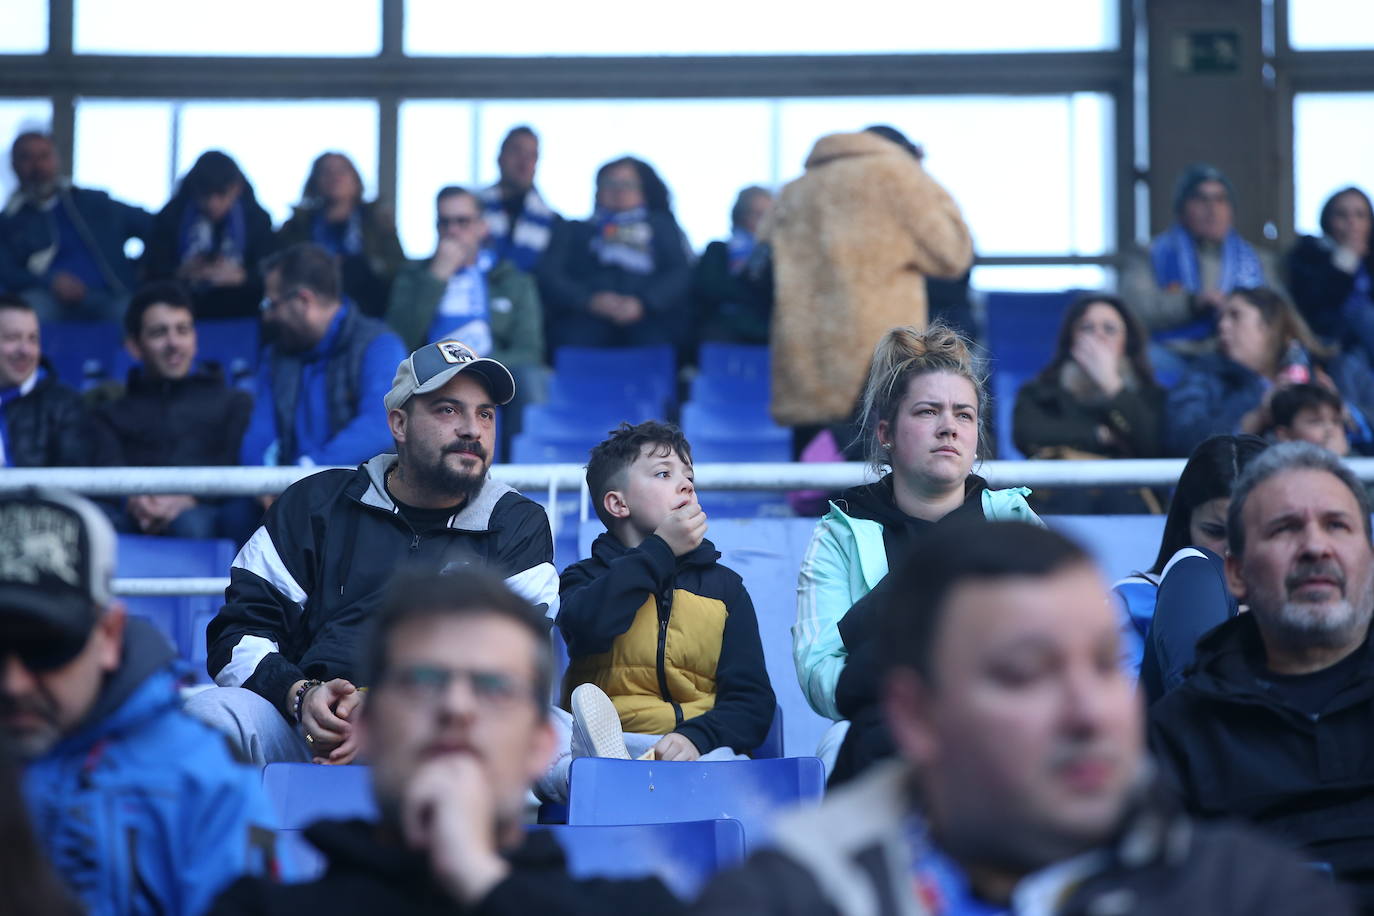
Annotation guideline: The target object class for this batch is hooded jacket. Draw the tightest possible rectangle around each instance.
[2,359,90,467]
[1149,613,1374,907]
[206,454,558,718]
[24,620,274,916]
[794,475,1040,721]
[763,132,973,426]
[690,761,1353,916]
[208,818,682,916]
[558,533,775,754]
[91,363,252,467]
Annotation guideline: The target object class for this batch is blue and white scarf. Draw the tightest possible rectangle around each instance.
[0,367,42,467]
[727,228,756,275]
[590,206,655,275]
[427,250,494,356]
[1150,224,1264,295]
[177,198,247,267]
[310,207,365,257]
[480,185,557,273]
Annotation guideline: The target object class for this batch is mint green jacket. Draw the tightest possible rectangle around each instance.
[792,485,1040,720]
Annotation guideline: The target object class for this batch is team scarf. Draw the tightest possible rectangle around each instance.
[310,207,365,257]
[479,185,556,273]
[727,228,756,275]
[590,206,655,275]
[0,367,42,467]
[1150,223,1264,295]
[177,198,247,267]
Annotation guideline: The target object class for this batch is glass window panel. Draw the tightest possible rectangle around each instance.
[74,101,175,214]
[973,264,1111,292]
[777,94,1114,257]
[174,101,379,228]
[0,100,54,203]
[1293,93,1374,237]
[396,101,477,259]
[407,0,1115,56]
[1,0,47,53]
[75,0,381,56]
[1288,0,1374,50]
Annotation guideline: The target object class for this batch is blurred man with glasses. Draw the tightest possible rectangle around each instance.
[209,569,680,914]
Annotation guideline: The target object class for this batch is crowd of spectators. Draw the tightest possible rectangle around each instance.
[6,117,1374,914]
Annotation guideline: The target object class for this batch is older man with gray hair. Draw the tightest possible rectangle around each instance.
[1150,441,1374,908]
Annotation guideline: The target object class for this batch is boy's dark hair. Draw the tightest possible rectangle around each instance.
[879,521,1092,684]
[435,184,477,209]
[585,421,693,528]
[1269,383,1343,430]
[362,568,553,717]
[0,293,33,315]
[261,242,341,303]
[124,281,195,338]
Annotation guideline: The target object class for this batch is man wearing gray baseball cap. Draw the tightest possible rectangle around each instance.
[0,488,273,915]
[188,339,557,767]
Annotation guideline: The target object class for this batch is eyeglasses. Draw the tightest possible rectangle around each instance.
[600,178,641,193]
[437,215,479,229]
[259,287,302,313]
[380,663,537,709]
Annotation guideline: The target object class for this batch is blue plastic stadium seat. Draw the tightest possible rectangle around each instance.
[40,321,128,390]
[680,401,788,444]
[697,343,769,382]
[511,432,594,466]
[553,345,676,405]
[751,707,784,759]
[690,440,792,464]
[983,290,1076,379]
[261,763,378,831]
[116,535,236,670]
[993,371,1029,461]
[567,756,825,851]
[689,373,768,407]
[522,402,661,441]
[194,317,261,390]
[535,819,746,901]
[546,374,669,417]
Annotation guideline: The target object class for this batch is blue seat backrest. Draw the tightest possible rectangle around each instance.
[511,433,594,466]
[680,401,788,442]
[41,320,128,389]
[983,289,1076,378]
[1045,515,1167,584]
[698,343,769,381]
[690,373,768,407]
[194,318,261,389]
[690,439,792,463]
[534,819,746,901]
[554,345,676,405]
[116,535,236,668]
[522,401,661,441]
[993,371,1029,460]
[261,763,378,831]
[546,374,670,414]
[567,756,824,851]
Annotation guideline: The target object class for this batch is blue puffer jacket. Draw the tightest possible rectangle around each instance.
[23,620,274,916]
[1164,351,1374,457]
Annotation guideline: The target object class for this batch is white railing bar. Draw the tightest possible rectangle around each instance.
[114,577,228,596]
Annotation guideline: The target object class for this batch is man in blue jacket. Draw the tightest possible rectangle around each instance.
[240,242,406,468]
[0,131,152,321]
[0,488,274,916]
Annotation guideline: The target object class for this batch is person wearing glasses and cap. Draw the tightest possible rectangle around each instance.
[188,339,558,768]
[0,489,273,916]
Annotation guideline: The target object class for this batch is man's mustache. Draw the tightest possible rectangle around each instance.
[445,441,487,460]
[1286,561,1346,594]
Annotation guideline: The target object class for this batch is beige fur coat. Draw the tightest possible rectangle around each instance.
[764,132,973,426]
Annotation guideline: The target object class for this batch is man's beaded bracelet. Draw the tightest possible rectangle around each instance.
[292,679,324,723]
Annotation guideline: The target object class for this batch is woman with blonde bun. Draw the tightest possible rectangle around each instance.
[794,323,1041,785]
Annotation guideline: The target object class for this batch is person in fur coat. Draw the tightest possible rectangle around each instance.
[763,126,973,427]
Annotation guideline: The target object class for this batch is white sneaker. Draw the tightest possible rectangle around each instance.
[569,684,630,760]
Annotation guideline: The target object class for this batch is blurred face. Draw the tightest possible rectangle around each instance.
[1073,302,1127,361]
[1180,179,1234,244]
[887,564,1142,873]
[1327,191,1372,253]
[436,193,489,264]
[316,155,362,206]
[878,371,979,492]
[12,136,58,196]
[366,613,554,826]
[390,373,497,501]
[738,192,773,236]
[1188,496,1231,557]
[1228,469,1374,656]
[0,307,40,389]
[1277,405,1349,457]
[610,444,697,538]
[0,609,125,760]
[497,133,539,192]
[261,269,328,353]
[198,181,243,224]
[597,163,644,213]
[130,304,196,381]
[1217,295,1277,375]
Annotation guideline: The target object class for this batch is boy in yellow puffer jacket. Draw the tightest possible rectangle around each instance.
[555,420,776,770]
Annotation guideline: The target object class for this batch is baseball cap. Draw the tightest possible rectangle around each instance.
[384,340,516,412]
[0,489,116,667]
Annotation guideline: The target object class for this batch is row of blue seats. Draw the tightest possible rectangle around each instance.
[43,319,261,391]
[262,757,826,895]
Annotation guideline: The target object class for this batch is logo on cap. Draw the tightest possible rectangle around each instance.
[437,340,476,365]
[0,504,82,589]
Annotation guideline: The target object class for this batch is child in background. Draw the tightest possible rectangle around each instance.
[1269,383,1351,456]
